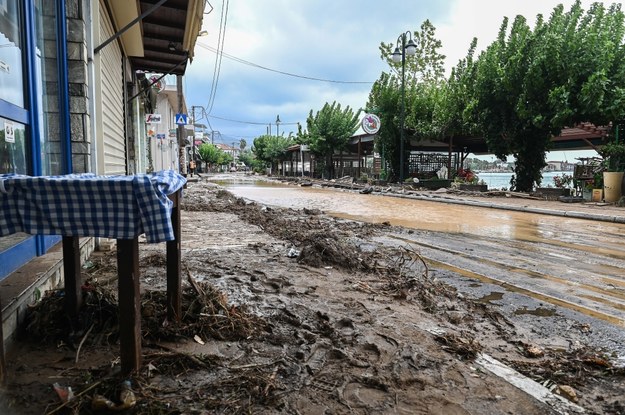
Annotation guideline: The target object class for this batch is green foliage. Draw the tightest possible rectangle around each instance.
[369,20,448,182]
[237,149,254,167]
[470,1,625,191]
[306,101,361,179]
[368,73,401,181]
[252,134,293,171]
[600,139,625,171]
[379,20,446,86]
[198,143,222,167]
[197,143,233,171]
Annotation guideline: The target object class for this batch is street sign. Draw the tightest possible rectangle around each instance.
[175,114,188,125]
[146,114,162,124]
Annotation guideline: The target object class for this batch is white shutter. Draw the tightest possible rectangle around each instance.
[97,1,126,175]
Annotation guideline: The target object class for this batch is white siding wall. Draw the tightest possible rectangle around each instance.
[95,0,126,175]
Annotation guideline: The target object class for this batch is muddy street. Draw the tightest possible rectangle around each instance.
[1,177,624,414]
[218,175,625,356]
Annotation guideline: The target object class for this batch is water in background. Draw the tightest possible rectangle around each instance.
[477,171,567,190]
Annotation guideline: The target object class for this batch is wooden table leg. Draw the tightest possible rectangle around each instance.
[0,299,6,385]
[117,238,141,375]
[166,190,181,322]
[62,236,82,317]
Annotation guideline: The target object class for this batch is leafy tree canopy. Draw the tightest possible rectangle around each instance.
[368,20,447,181]
[252,134,293,168]
[306,101,361,179]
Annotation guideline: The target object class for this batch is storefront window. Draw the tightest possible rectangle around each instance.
[0,116,26,173]
[0,0,24,107]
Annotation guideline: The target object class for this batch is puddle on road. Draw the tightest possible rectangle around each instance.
[514,307,557,317]
[476,291,504,304]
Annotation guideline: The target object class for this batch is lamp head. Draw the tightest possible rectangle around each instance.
[391,47,401,63]
[405,38,417,56]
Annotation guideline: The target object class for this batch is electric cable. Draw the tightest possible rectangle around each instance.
[196,42,373,84]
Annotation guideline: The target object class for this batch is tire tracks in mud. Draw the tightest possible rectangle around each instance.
[380,228,625,332]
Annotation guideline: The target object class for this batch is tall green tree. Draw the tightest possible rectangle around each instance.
[369,20,447,181]
[252,134,292,173]
[379,19,446,86]
[198,143,223,172]
[471,1,625,191]
[306,101,361,179]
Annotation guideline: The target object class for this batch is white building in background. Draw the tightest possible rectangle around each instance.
[145,75,191,172]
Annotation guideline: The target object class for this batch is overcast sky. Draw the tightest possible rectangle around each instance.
[184,0,610,161]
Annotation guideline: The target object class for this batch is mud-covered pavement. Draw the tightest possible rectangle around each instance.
[1,180,624,414]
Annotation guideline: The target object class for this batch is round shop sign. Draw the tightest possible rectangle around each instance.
[361,113,381,134]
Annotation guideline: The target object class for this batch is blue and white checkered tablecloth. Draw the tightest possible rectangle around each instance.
[0,170,186,243]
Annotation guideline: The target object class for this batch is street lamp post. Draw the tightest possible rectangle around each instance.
[391,31,417,182]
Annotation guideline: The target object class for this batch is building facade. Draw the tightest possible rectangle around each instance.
[0,0,204,279]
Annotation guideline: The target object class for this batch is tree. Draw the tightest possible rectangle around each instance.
[252,134,292,174]
[471,1,625,191]
[239,139,247,152]
[306,101,361,179]
[197,143,222,172]
[379,19,446,86]
[369,20,447,181]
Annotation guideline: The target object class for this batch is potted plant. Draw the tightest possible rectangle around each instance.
[456,168,488,192]
[535,173,572,200]
[600,140,625,202]
[592,172,604,202]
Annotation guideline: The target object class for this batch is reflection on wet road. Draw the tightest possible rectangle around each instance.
[219,179,625,329]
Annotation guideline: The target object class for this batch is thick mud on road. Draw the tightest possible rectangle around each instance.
[221,176,625,359]
[1,179,624,414]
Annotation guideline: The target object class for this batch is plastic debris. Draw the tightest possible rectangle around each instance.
[53,383,74,403]
[91,380,136,411]
[287,247,300,258]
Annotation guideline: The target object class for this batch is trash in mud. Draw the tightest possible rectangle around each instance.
[91,380,136,411]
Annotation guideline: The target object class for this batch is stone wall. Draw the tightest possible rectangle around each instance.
[66,0,91,174]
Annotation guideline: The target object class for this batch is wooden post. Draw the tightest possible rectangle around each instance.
[0,299,6,385]
[166,190,181,322]
[62,236,82,317]
[117,238,141,375]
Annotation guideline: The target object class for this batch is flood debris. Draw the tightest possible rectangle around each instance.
[2,181,625,414]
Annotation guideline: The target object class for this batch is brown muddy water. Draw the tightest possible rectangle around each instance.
[218,179,624,243]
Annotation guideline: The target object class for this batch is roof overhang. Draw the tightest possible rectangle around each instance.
[107,0,144,57]
[105,0,205,76]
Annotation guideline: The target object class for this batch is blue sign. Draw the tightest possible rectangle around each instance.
[175,114,188,125]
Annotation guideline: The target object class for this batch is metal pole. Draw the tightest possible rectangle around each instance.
[400,34,406,183]
[192,106,196,170]
[176,75,187,175]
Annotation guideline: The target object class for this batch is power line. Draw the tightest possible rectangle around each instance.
[205,0,229,114]
[206,113,299,126]
[196,42,374,84]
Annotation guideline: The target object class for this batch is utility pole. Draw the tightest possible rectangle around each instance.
[191,106,198,171]
[176,75,187,176]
